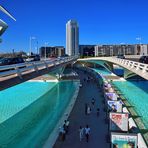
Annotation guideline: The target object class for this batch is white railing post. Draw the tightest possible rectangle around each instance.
[142,65,147,73]
[131,62,135,69]
[127,61,131,67]
[15,66,22,79]
[32,63,38,73]
[136,63,140,70]
[43,61,49,70]
[124,60,129,66]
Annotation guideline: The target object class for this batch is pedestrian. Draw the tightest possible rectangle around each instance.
[59,126,66,141]
[91,98,95,107]
[97,108,100,116]
[85,125,90,142]
[64,120,69,133]
[62,128,66,141]
[79,126,84,141]
[87,105,91,115]
[85,103,88,115]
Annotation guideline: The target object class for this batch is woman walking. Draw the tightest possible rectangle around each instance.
[79,126,84,141]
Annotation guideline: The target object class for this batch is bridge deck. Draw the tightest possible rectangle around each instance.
[53,70,110,148]
[0,61,72,91]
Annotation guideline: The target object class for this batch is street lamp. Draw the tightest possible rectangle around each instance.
[44,42,49,60]
[110,46,113,57]
[136,37,142,44]
[136,37,142,55]
[29,36,36,55]
[36,41,39,54]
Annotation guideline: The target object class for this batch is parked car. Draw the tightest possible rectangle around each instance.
[0,57,25,66]
[117,54,125,59]
[139,56,148,64]
[26,55,40,62]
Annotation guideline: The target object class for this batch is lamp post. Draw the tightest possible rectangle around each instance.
[29,36,36,55]
[136,37,142,44]
[36,41,39,54]
[136,37,142,55]
[44,42,49,60]
[110,46,113,57]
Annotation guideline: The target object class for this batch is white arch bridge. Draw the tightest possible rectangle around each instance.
[78,57,148,80]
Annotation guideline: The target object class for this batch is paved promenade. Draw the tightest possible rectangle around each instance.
[54,70,110,148]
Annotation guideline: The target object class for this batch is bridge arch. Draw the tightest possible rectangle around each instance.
[78,57,148,80]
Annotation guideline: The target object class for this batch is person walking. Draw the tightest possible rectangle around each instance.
[91,98,95,107]
[85,125,90,142]
[79,126,84,141]
[59,126,66,141]
[87,105,91,115]
[97,108,100,116]
[64,120,69,133]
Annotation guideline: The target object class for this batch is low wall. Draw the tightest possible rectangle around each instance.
[43,80,80,148]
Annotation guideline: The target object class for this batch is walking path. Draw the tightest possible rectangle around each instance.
[54,70,110,148]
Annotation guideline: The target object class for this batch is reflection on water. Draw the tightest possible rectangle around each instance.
[0,81,78,147]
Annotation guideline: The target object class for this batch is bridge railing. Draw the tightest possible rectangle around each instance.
[79,57,148,79]
[103,57,148,76]
[0,56,78,79]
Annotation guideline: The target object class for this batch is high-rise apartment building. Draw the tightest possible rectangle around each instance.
[66,20,79,56]
[94,44,136,57]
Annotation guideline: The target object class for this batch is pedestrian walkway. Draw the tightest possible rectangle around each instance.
[54,70,110,148]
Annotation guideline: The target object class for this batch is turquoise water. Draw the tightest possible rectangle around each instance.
[0,80,78,147]
[0,82,57,124]
[82,60,112,75]
[92,68,111,75]
[113,81,148,128]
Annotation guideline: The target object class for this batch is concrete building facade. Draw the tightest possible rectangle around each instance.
[66,20,79,56]
[95,44,136,57]
[134,44,148,55]
[39,46,65,58]
[79,45,95,57]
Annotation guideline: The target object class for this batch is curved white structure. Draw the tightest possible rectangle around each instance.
[78,57,148,80]
[0,5,16,38]
[0,5,16,21]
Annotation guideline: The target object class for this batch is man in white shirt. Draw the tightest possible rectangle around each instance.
[85,125,90,142]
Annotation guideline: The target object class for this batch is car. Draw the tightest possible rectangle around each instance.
[26,55,40,62]
[0,57,25,66]
[117,54,125,59]
[139,56,148,64]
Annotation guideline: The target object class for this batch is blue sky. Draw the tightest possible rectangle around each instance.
[0,0,148,53]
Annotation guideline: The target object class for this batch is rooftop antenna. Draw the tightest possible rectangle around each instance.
[0,5,16,21]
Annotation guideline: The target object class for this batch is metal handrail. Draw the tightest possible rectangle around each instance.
[0,56,78,78]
